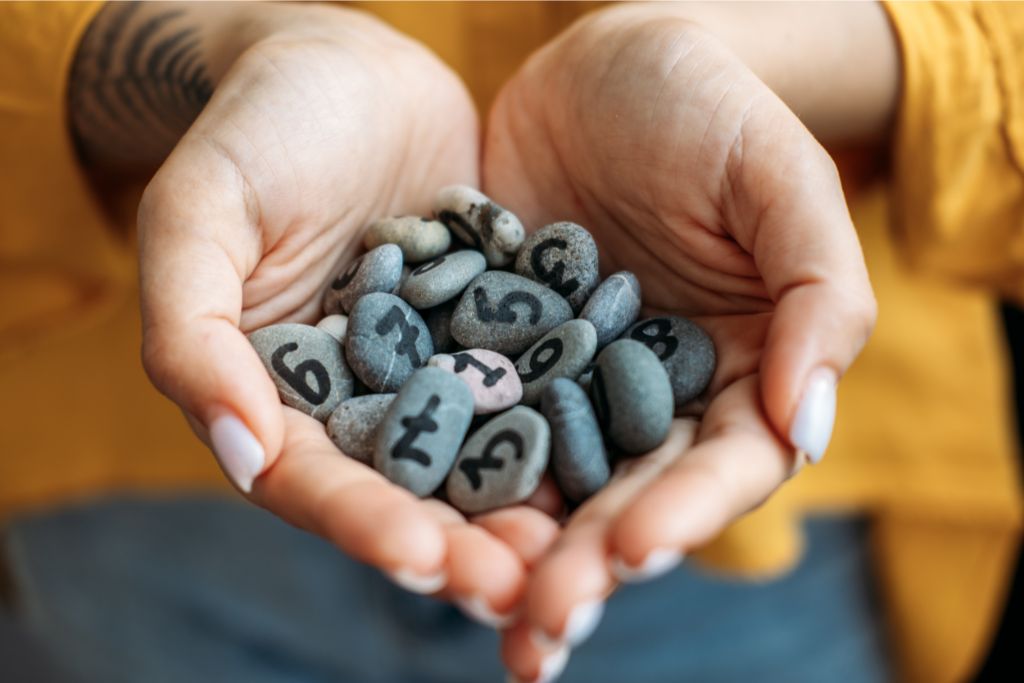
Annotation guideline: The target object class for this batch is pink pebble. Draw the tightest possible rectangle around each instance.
[428,349,522,414]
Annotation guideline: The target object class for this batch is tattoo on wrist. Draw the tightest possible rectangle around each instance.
[70,3,214,168]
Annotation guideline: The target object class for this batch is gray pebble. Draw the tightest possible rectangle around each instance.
[393,265,412,295]
[541,378,609,503]
[450,271,573,356]
[364,216,451,263]
[400,250,487,309]
[622,316,716,409]
[327,394,396,464]
[345,293,433,393]
[445,405,550,514]
[514,222,599,312]
[423,299,459,353]
[315,314,348,342]
[589,340,672,454]
[579,271,641,347]
[375,367,474,497]
[323,244,404,315]
[248,323,354,422]
[515,319,597,405]
[434,185,525,267]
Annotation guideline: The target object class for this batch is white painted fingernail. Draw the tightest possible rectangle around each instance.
[563,599,604,646]
[388,567,447,595]
[610,548,683,583]
[536,645,570,683]
[789,367,837,464]
[455,595,516,630]
[209,413,265,494]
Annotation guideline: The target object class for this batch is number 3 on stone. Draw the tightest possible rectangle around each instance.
[459,429,524,491]
[271,342,331,405]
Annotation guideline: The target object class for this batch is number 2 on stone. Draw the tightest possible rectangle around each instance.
[375,306,422,367]
[271,343,331,405]
[459,429,524,491]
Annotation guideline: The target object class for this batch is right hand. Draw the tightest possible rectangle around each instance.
[133,3,557,617]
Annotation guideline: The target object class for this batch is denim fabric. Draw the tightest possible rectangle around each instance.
[2,496,891,683]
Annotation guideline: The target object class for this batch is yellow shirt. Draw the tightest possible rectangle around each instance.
[0,3,1020,682]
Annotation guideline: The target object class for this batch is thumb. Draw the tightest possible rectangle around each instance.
[138,157,284,493]
[733,115,877,463]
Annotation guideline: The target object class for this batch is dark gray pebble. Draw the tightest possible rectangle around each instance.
[515,319,597,405]
[248,323,354,422]
[589,340,673,454]
[450,271,573,356]
[345,293,433,393]
[327,394,396,464]
[423,299,459,353]
[622,316,716,409]
[374,367,474,497]
[541,378,609,503]
[323,244,404,315]
[400,250,487,309]
[579,271,641,347]
[514,222,599,312]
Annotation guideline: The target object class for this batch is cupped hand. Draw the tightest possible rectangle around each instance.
[483,6,876,679]
[137,5,558,618]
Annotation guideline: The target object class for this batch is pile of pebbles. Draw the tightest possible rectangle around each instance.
[248,186,716,514]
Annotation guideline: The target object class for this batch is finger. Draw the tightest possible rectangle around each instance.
[252,408,448,591]
[609,375,794,572]
[521,422,698,649]
[472,507,562,569]
[727,107,877,462]
[501,620,571,683]
[139,151,282,494]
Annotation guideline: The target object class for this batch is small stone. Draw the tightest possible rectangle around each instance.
[445,406,550,514]
[434,185,525,267]
[315,314,348,342]
[450,271,573,356]
[322,244,403,315]
[423,299,459,353]
[579,271,642,348]
[589,340,673,454]
[364,216,451,263]
[514,222,599,312]
[327,394,396,465]
[248,323,354,422]
[515,319,597,405]
[375,367,474,497]
[429,349,522,414]
[345,293,433,393]
[400,250,487,309]
[622,316,716,409]
[577,363,595,393]
[541,378,609,503]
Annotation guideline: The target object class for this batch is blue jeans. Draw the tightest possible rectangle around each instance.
[2,495,891,683]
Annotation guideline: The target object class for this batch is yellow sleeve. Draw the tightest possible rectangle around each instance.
[0,1,129,359]
[883,1,1024,304]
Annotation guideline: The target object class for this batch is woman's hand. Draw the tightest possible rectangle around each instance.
[483,4,890,679]
[71,2,559,617]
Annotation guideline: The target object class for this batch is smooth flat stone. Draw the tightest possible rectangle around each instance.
[423,299,459,353]
[579,271,641,348]
[248,323,354,422]
[322,244,403,315]
[515,319,597,405]
[450,271,573,356]
[622,316,716,408]
[400,250,487,310]
[315,314,348,342]
[374,367,474,497]
[434,185,525,267]
[364,216,451,263]
[445,405,550,514]
[345,293,433,393]
[327,394,396,465]
[429,349,521,414]
[514,222,599,312]
[589,340,672,454]
[541,378,609,503]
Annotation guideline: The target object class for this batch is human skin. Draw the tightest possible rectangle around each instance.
[482,3,898,681]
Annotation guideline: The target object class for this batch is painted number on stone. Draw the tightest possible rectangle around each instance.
[375,306,423,367]
[517,338,564,383]
[271,343,330,405]
[530,238,579,298]
[412,255,446,276]
[473,288,542,325]
[630,319,679,361]
[392,395,440,466]
[452,352,506,387]
[331,257,362,290]
[459,429,524,491]
[438,209,484,250]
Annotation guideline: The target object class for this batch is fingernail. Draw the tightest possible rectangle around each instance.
[388,567,447,595]
[455,595,517,630]
[507,644,571,683]
[789,367,837,464]
[610,548,683,583]
[563,599,604,646]
[209,413,265,494]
